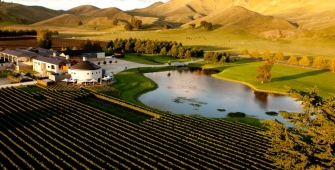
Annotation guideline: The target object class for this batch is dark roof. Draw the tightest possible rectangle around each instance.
[33,56,70,65]
[69,61,101,70]
[1,49,37,58]
[59,49,104,56]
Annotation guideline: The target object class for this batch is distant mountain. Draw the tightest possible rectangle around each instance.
[0,2,62,25]
[2,0,335,38]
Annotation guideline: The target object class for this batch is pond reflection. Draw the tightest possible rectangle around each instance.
[138,68,302,124]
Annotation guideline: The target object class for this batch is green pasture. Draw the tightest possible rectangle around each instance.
[111,66,177,106]
[189,59,335,98]
[55,27,335,59]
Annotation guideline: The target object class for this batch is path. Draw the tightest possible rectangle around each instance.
[0,79,37,88]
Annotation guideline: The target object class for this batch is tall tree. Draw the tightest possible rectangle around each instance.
[124,23,133,31]
[241,48,249,56]
[250,50,259,59]
[211,52,218,64]
[204,52,212,63]
[312,56,327,70]
[274,51,284,63]
[160,47,167,55]
[256,59,273,83]
[328,58,335,72]
[37,29,52,49]
[220,56,226,65]
[184,50,191,59]
[259,86,335,170]
[130,17,142,29]
[299,56,310,67]
[112,19,118,26]
[287,55,298,65]
[81,39,93,50]
[262,50,272,60]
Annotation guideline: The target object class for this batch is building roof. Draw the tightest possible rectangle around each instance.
[33,56,70,65]
[59,49,104,56]
[69,61,101,70]
[1,49,37,58]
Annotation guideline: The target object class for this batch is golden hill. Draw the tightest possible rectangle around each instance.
[0,2,61,25]
[183,6,298,37]
[33,7,133,27]
[66,5,100,15]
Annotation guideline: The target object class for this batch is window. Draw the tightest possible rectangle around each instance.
[51,65,55,69]
[92,73,93,74]
[48,66,50,68]
[87,73,89,75]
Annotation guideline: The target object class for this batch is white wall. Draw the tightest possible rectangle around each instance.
[97,52,105,58]
[33,59,60,73]
[68,68,103,80]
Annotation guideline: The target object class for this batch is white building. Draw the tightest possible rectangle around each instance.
[33,56,70,74]
[68,57,102,80]
[59,49,105,60]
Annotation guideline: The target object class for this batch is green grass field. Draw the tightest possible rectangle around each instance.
[189,59,335,98]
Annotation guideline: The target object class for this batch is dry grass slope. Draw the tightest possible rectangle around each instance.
[66,5,100,15]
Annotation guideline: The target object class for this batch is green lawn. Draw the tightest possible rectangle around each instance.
[111,66,177,107]
[121,53,200,65]
[189,59,335,98]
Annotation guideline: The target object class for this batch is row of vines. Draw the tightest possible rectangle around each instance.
[0,86,275,169]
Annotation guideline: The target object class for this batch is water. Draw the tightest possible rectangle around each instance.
[138,68,302,123]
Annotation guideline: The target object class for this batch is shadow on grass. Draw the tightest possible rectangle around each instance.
[187,45,232,51]
[272,70,326,82]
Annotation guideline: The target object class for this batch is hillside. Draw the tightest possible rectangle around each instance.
[33,7,133,27]
[66,5,100,15]
[0,2,61,25]
[183,6,298,38]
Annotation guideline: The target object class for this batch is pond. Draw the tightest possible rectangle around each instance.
[138,68,302,124]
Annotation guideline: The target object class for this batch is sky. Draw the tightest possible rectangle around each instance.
[8,0,170,11]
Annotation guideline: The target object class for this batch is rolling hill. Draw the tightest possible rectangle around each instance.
[2,0,335,39]
[0,1,61,25]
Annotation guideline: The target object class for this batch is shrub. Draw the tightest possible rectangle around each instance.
[265,111,279,116]
[227,112,246,117]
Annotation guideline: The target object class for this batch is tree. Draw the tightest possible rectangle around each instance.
[106,40,113,50]
[130,17,142,29]
[204,22,213,30]
[287,55,298,65]
[112,19,118,26]
[124,23,133,31]
[259,86,335,170]
[184,50,191,59]
[177,46,185,59]
[200,21,206,28]
[92,41,102,50]
[189,24,196,29]
[250,50,259,59]
[211,52,218,64]
[312,56,327,70]
[241,49,249,56]
[169,44,179,57]
[256,59,273,83]
[204,52,213,63]
[262,50,272,61]
[328,58,335,72]
[160,47,167,55]
[274,51,284,63]
[37,29,52,49]
[220,56,226,65]
[72,46,78,50]
[299,56,310,67]
[163,24,170,30]
[78,21,83,26]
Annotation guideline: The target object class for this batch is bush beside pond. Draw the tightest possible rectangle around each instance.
[227,112,246,118]
[265,111,279,116]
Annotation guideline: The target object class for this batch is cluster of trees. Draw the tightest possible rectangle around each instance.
[200,21,213,30]
[243,49,335,72]
[37,29,53,49]
[105,38,204,58]
[260,86,335,170]
[0,28,37,38]
[80,39,103,50]
[203,52,231,64]
[124,17,143,30]
[15,17,28,24]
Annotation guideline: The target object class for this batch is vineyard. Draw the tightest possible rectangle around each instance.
[0,86,276,170]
